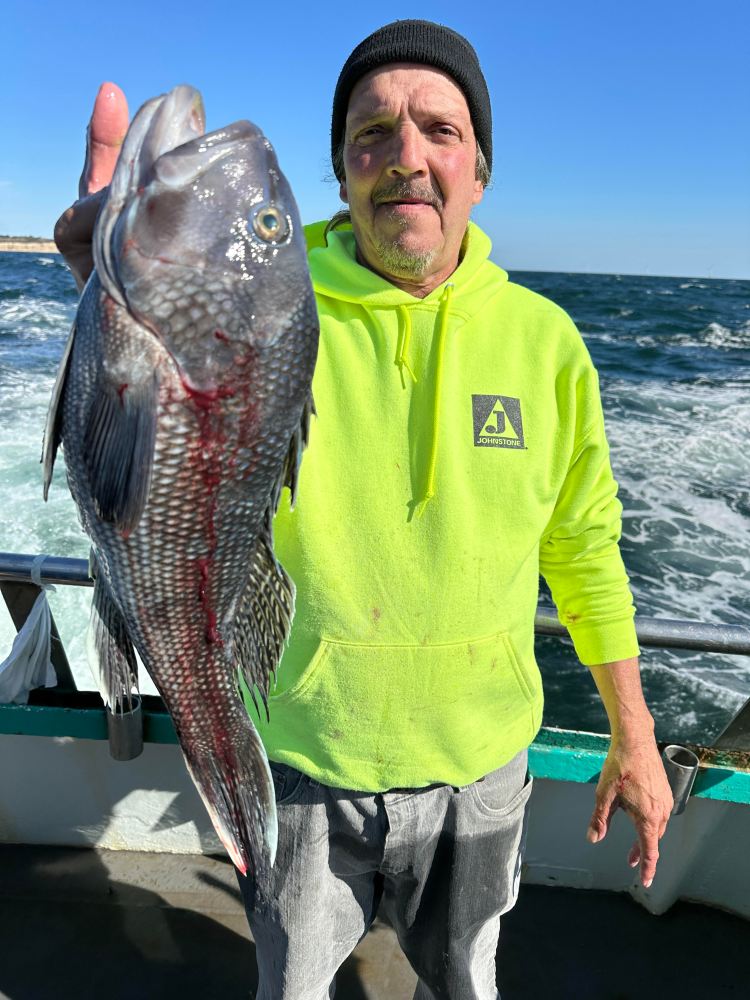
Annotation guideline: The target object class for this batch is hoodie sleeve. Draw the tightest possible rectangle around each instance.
[539,360,640,666]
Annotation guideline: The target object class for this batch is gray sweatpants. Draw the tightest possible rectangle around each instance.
[237,749,533,1000]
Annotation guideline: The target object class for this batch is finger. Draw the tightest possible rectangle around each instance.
[628,842,640,869]
[79,82,129,198]
[586,787,619,843]
[638,824,660,888]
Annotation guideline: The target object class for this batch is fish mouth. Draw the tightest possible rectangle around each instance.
[95,85,207,307]
[151,119,264,188]
[117,119,272,272]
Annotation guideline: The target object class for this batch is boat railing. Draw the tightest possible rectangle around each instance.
[2,550,750,758]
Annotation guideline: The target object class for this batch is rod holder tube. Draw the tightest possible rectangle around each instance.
[106,695,144,761]
[662,744,699,815]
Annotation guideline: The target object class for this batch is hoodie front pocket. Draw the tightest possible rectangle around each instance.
[266,630,541,790]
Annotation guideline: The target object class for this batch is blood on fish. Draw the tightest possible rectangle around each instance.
[181,370,260,651]
[180,378,236,410]
[197,556,224,647]
[205,609,222,646]
[214,329,230,343]
[117,383,129,403]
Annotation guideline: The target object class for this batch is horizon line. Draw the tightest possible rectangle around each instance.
[0,241,745,283]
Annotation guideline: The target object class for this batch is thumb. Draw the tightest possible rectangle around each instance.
[79,82,129,199]
[587,784,619,844]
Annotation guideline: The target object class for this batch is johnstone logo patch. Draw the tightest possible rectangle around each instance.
[472,395,526,449]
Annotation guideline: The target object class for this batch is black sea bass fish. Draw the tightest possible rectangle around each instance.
[42,86,318,874]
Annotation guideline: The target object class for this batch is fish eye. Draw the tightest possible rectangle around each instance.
[250,205,290,244]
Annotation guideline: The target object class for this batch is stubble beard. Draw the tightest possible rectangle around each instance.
[374,240,437,278]
[373,216,437,279]
[370,181,442,279]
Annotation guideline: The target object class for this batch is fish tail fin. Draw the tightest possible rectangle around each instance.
[179,713,277,876]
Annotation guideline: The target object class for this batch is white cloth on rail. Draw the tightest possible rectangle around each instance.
[0,556,57,703]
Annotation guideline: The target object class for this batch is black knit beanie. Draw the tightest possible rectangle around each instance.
[331,19,492,180]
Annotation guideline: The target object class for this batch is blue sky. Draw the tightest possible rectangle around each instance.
[1,1,747,277]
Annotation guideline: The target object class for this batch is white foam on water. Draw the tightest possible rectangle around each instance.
[0,296,72,338]
[604,375,750,725]
[702,320,750,349]
[613,319,750,352]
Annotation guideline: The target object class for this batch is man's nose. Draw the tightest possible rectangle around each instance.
[386,124,428,177]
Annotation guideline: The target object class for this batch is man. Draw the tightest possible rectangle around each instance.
[56,20,673,1000]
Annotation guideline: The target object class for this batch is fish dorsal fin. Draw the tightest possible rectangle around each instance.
[233,508,296,721]
[277,392,315,511]
[233,396,314,717]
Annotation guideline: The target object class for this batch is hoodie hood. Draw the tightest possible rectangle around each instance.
[305,220,508,308]
[304,219,509,515]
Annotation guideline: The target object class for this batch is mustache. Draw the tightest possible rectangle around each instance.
[373,180,443,210]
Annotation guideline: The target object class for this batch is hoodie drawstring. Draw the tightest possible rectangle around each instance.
[417,283,454,517]
[396,306,418,386]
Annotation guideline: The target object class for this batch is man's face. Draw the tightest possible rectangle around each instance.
[340,63,484,289]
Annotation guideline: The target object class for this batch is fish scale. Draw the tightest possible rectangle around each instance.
[43,85,318,875]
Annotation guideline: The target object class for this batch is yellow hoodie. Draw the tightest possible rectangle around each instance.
[244,221,639,791]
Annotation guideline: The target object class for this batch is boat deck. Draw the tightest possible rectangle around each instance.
[0,845,745,999]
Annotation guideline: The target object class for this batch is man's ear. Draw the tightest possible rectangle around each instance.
[339,180,349,204]
[472,179,484,206]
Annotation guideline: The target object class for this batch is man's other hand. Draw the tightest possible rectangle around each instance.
[586,734,673,889]
[54,82,129,291]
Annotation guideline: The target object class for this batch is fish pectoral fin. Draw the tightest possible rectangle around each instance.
[41,313,79,499]
[86,559,139,715]
[234,513,295,720]
[83,371,159,533]
[280,391,315,509]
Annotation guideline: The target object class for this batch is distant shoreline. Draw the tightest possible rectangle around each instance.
[0,238,58,253]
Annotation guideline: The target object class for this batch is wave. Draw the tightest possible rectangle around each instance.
[605,378,750,648]
[701,320,750,349]
[0,295,74,337]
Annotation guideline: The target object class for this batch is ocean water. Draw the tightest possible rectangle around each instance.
[0,251,748,743]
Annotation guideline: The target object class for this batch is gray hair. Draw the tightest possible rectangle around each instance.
[326,141,490,240]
